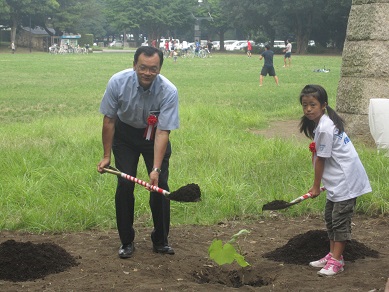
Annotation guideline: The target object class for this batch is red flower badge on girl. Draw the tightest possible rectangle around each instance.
[144,114,158,140]
[309,141,316,163]
[309,142,316,153]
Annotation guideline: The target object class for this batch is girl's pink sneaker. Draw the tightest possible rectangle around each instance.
[309,253,332,268]
[317,257,344,276]
[309,253,344,268]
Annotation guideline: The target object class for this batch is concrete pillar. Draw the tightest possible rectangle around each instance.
[336,0,389,143]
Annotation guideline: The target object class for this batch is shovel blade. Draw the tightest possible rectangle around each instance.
[166,183,201,202]
[262,200,295,211]
[262,188,324,211]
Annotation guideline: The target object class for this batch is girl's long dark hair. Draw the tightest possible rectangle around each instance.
[299,84,345,139]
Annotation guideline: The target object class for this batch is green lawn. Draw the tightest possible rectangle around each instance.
[0,49,388,232]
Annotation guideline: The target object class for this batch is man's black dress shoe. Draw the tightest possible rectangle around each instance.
[153,245,175,255]
[118,243,135,258]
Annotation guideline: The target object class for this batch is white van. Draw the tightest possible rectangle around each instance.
[273,40,286,48]
[223,40,238,50]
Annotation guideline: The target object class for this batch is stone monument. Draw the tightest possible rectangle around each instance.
[336,0,389,144]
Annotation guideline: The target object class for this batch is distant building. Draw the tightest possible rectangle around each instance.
[17,26,56,52]
[16,27,81,52]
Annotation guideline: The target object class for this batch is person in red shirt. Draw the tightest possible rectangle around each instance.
[247,40,252,58]
[164,40,170,57]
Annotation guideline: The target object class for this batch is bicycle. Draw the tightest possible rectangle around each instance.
[196,46,210,58]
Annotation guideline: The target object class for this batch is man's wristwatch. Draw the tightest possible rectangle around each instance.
[152,167,161,174]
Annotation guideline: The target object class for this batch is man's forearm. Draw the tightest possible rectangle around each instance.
[102,116,116,158]
[153,129,169,169]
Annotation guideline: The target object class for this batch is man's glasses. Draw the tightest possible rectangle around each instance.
[137,65,159,74]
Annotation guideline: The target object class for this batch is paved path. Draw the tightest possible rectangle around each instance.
[101,49,136,53]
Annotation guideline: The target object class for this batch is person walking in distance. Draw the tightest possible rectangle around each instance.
[97,46,180,258]
[259,44,279,86]
[207,40,213,56]
[164,40,170,57]
[247,40,252,57]
[283,39,292,67]
[299,84,372,276]
[194,39,200,57]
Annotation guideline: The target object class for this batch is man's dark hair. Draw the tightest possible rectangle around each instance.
[134,46,164,67]
[265,44,271,50]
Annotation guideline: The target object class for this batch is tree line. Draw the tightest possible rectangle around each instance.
[0,0,351,53]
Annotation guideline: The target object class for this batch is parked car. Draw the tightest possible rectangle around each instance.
[232,40,256,51]
[225,40,240,51]
[226,40,244,51]
[212,41,220,50]
[273,40,286,48]
[222,40,238,50]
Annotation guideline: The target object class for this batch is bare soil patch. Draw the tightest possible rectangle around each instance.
[251,119,376,148]
[250,120,304,141]
[0,215,388,291]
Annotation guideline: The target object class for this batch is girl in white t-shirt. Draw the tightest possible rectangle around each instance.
[299,84,372,277]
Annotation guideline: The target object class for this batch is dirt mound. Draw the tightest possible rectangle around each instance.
[0,240,79,282]
[263,229,379,265]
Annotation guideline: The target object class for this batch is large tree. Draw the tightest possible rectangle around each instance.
[200,0,234,50]
[0,1,10,28]
[2,0,101,41]
[19,0,106,41]
[74,0,106,39]
[310,0,351,49]
[280,0,325,54]
[221,0,351,54]
[3,0,59,42]
[222,0,282,43]
[140,0,193,42]
[281,0,351,53]
[102,0,193,46]
[42,0,90,36]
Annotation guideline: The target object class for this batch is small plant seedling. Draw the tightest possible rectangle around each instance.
[208,229,250,267]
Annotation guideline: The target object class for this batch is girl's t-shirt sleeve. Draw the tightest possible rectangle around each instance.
[314,115,335,158]
[315,130,333,158]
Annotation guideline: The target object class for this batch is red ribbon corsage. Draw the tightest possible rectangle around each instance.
[309,142,316,153]
[144,114,158,140]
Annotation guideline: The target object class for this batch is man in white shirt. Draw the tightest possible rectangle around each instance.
[283,39,292,67]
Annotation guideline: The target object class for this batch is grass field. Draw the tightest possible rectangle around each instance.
[0,48,388,232]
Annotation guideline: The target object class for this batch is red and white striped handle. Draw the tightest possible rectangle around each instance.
[103,168,170,196]
[289,187,326,204]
